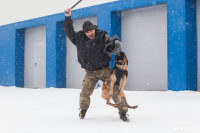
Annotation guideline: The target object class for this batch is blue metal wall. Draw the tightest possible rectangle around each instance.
[0,0,197,91]
[167,0,197,91]
[0,26,16,86]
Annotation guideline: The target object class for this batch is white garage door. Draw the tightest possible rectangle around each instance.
[24,25,46,88]
[66,17,97,89]
[121,5,167,91]
[197,0,200,91]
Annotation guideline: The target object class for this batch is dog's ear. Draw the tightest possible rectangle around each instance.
[121,52,127,60]
[120,52,125,56]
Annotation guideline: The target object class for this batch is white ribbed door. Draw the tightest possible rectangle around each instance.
[24,25,46,88]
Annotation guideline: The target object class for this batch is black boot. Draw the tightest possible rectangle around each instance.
[119,113,129,122]
[79,109,87,119]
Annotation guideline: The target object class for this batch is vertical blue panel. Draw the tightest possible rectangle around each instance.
[15,29,25,87]
[185,0,197,91]
[56,21,66,88]
[97,10,122,69]
[0,26,16,86]
[97,8,112,35]
[167,0,186,91]
[167,0,197,91]
[46,22,57,87]
[110,11,122,70]
[111,11,121,39]
[97,10,113,69]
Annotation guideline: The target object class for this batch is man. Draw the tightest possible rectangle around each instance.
[64,8,129,122]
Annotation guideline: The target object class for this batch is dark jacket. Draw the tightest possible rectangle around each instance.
[64,16,111,71]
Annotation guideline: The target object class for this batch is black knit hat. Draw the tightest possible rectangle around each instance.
[82,21,95,33]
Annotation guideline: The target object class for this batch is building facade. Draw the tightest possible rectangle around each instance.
[0,0,199,91]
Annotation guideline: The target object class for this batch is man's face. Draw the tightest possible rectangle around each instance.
[85,29,95,40]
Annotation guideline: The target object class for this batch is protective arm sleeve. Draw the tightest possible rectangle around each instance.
[104,35,123,55]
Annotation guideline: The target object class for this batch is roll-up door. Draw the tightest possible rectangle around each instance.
[121,5,167,91]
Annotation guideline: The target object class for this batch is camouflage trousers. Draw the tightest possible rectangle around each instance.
[80,67,128,114]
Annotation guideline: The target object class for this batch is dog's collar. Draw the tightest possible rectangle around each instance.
[115,61,128,65]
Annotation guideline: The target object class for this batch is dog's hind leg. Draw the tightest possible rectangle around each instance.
[101,82,117,108]
[106,100,117,108]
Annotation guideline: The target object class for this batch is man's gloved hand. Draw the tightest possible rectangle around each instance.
[64,8,72,16]
[104,35,123,55]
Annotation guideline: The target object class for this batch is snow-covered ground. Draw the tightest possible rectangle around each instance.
[0,86,200,133]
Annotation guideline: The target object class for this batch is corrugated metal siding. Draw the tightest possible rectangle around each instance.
[24,25,46,88]
[121,5,167,91]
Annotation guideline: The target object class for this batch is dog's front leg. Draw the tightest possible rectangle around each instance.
[108,74,116,97]
[118,75,127,101]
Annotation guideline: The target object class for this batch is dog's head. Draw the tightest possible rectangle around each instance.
[115,52,128,65]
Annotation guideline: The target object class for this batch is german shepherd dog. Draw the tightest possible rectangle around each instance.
[101,52,138,109]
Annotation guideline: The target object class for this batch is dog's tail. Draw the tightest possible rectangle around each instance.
[123,94,138,109]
